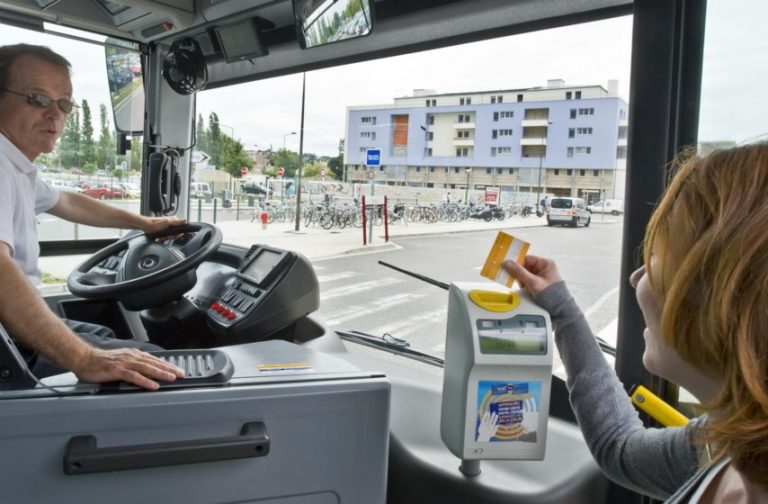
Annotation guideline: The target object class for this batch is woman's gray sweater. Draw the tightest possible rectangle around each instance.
[536,281,711,502]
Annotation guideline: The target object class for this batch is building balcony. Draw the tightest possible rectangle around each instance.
[521,118,551,127]
[452,138,475,147]
[452,122,476,129]
[520,137,548,146]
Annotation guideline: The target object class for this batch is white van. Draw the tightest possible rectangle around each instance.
[190,182,212,199]
[547,197,591,227]
[587,199,624,215]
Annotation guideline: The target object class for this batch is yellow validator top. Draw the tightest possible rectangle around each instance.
[468,289,521,312]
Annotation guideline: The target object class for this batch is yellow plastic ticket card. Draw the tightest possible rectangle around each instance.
[481,231,530,288]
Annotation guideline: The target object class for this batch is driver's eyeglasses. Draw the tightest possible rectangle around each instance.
[1,88,78,114]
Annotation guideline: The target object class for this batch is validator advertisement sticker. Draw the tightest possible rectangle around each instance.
[480,231,530,288]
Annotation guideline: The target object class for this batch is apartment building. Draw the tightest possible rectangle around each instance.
[344,80,628,203]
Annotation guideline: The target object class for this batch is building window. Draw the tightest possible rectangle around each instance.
[425,99,430,107]
[499,111,513,119]
[360,147,369,153]
[508,168,514,175]
[424,148,433,156]
[566,91,572,100]
[491,147,497,157]
[490,96,496,104]
[578,108,595,116]
[416,166,421,172]
[444,167,449,173]
[492,129,498,139]
[454,167,460,173]
[593,169,599,176]
[427,115,435,125]
[431,99,436,107]
[517,94,523,102]
[466,97,471,105]
[430,166,435,172]
[554,169,560,176]
[496,95,503,103]
[575,90,582,99]
[493,111,499,121]
[570,109,577,119]
[496,168,503,174]
[579,169,586,176]
[617,146,627,159]
[566,169,573,176]
[567,147,574,158]
[459,97,465,105]
[568,128,575,138]
[577,127,593,135]
[457,114,470,123]
[486,167,492,174]
[379,166,384,171]
[456,148,469,157]
[361,131,376,140]
[361,116,377,124]
[497,147,512,155]
[575,146,592,155]
[498,129,513,136]
[427,131,434,141]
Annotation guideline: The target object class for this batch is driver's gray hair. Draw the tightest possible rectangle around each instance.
[0,44,72,95]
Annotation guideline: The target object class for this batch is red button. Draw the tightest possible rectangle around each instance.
[227,312,236,320]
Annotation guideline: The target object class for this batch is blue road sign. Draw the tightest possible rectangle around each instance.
[366,148,381,166]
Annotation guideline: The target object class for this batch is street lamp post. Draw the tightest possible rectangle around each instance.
[534,121,552,206]
[464,168,472,203]
[283,131,296,151]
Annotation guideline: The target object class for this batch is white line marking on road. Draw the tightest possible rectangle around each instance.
[320,277,402,301]
[323,292,428,325]
[316,271,361,283]
[583,286,619,319]
[366,307,447,340]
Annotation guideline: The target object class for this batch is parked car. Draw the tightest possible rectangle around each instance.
[547,197,591,227]
[81,182,125,200]
[48,179,82,193]
[190,182,212,199]
[119,182,141,198]
[587,199,624,215]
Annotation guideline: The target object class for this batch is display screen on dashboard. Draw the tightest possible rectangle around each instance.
[242,249,284,284]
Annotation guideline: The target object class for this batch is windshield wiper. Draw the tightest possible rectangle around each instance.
[336,330,444,367]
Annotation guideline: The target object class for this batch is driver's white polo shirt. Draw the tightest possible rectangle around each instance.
[0,133,60,285]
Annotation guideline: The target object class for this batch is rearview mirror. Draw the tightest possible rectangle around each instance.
[293,0,373,49]
[105,41,145,134]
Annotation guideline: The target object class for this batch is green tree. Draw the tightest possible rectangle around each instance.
[82,162,97,175]
[328,138,344,180]
[196,113,208,154]
[219,135,254,178]
[270,149,299,177]
[207,112,221,167]
[96,103,115,171]
[129,137,143,172]
[302,162,326,178]
[112,168,124,181]
[80,100,95,166]
[59,109,81,168]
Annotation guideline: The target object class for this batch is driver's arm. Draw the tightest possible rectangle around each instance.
[0,244,184,390]
[48,191,184,232]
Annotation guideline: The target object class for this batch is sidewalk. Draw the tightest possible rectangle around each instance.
[215,215,548,260]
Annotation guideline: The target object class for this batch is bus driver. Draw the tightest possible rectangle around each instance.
[0,44,185,390]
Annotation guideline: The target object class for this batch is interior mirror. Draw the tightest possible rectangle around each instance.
[105,41,145,134]
[293,0,373,49]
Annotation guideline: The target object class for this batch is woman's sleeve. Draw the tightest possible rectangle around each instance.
[536,281,702,500]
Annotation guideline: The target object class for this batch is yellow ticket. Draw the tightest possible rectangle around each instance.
[480,231,530,288]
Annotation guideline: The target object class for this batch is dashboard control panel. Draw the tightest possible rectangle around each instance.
[206,245,319,341]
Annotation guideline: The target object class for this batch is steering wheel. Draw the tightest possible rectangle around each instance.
[68,223,222,310]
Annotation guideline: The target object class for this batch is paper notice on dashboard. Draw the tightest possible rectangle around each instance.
[480,231,530,288]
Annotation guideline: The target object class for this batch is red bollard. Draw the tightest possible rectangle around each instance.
[260,209,268,229]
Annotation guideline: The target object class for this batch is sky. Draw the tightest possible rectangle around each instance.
[1,2,765,157]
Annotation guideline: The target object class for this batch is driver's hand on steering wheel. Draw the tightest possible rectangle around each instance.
[74,347,186,390]
[140,216,186,236]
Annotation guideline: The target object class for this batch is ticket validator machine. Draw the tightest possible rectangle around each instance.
[441,282,553,476]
